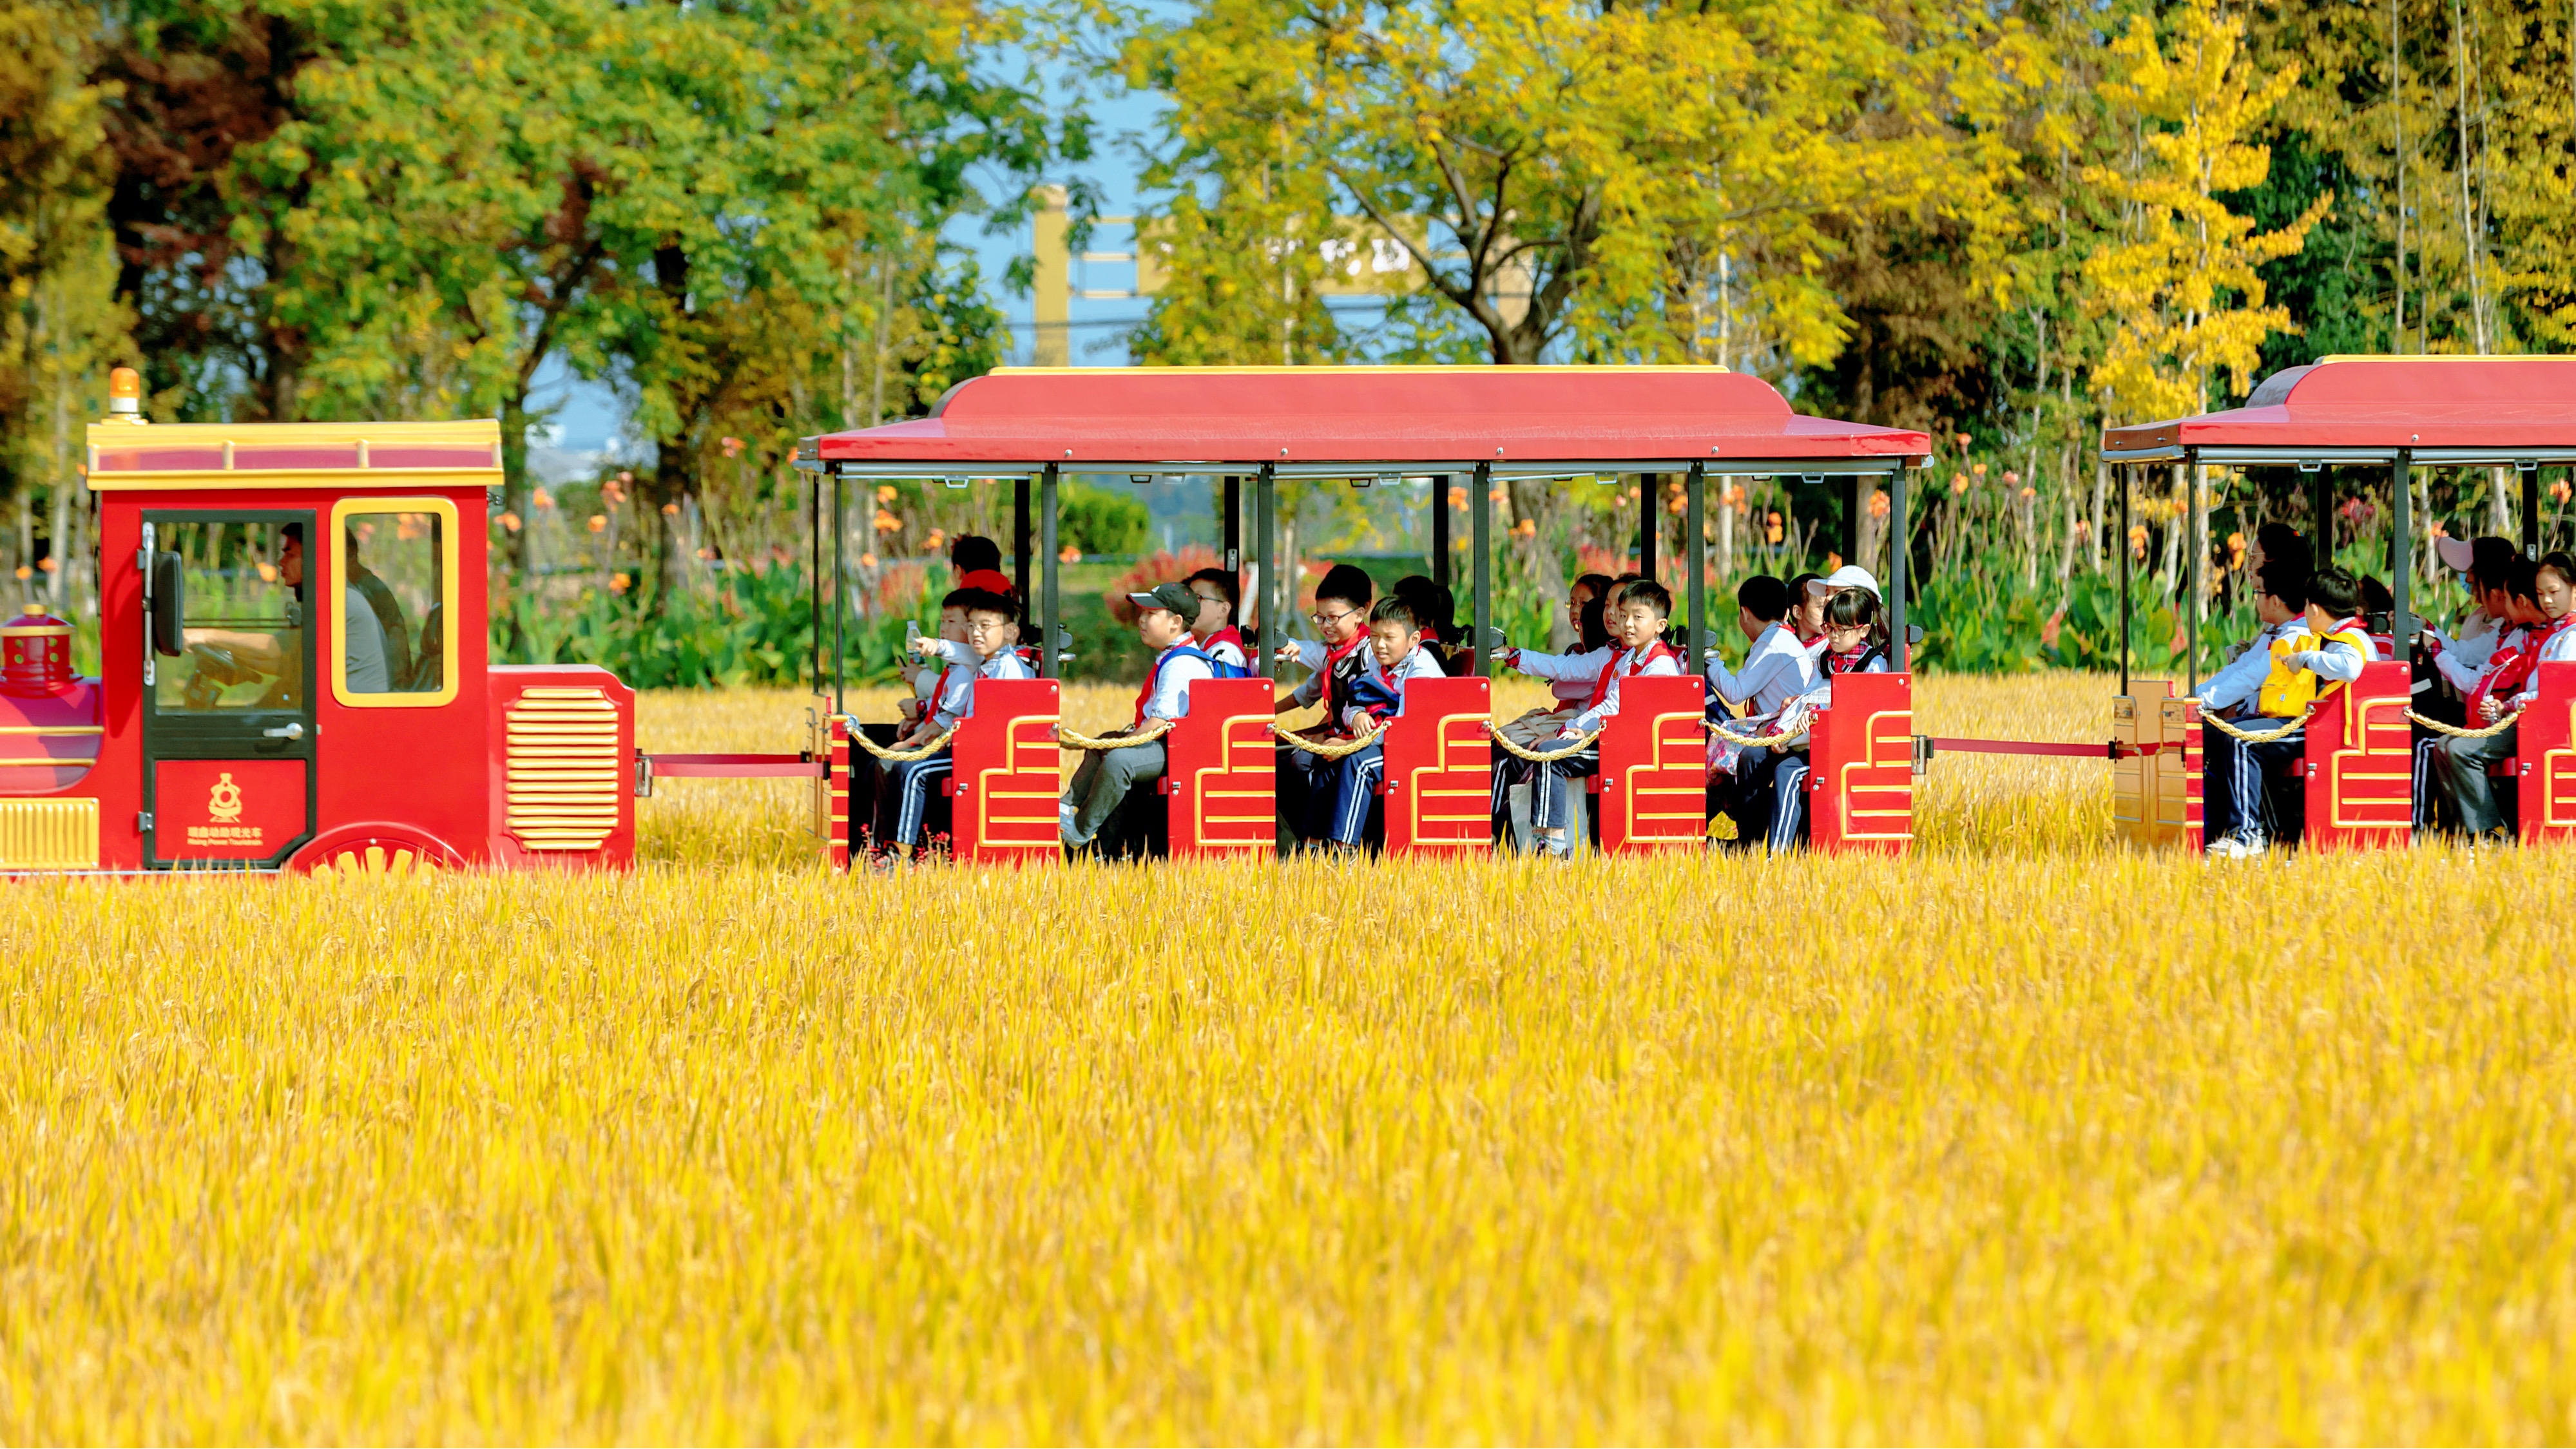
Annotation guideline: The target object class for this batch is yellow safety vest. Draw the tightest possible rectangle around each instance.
[2256,625,2370,717]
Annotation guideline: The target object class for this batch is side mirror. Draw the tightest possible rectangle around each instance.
[1905,624,1926,646]
[150,551,184,657]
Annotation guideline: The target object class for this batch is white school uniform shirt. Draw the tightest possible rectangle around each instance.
[1200,633,1249,671]
[922,638,1036,726]
[2198,617,2311,718]
[1565,644,1683,736]
[1142,641,1216,722]
[1512,643,1617,691]
[2510,617,2576,708]
[1707,621,1816,718]
[2434,615,2503,694]
[1343,644,1448,732]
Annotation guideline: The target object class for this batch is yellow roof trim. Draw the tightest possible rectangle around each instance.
[85,417,501,492]
[86,469,499,494]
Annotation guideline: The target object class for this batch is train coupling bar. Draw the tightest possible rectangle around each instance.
[634,751,825,798]
[1910,737,2171,773]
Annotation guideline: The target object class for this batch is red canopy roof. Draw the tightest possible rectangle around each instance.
[803,365,1927,473]
[2100,356,2576,463]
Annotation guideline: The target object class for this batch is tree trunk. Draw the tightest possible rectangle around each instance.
[653,242,694,597]
[501,396,533,573]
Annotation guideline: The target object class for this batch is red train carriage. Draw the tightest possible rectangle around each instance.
[798,365,1932,859]
[0,373,638,875]
[2100,354,2576,849]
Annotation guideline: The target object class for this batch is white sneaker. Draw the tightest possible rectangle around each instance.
[2205,832,2267,858]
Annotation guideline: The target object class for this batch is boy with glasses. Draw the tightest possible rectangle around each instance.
[1184,566,1250,671]
[874,588,1035,863]
[1273,564,1376,845]
[1059,582,1221,856]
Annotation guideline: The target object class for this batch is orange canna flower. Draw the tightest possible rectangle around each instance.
[532,488,554,510]
[499,512,523,533]
[9,566,25,581]
[1447,486,1468,508]
[2128,523,2149,559]
[858,552,879,569]
[255,561,276,581]
[1971,462,1987,478]
[875,485,898,503]
[1869,490,1889,519]
[1059,544,1082,563]
[587,515,607,533]
[661,503,680,517]
[611,571,631,593]
[2553,478,2573,503]
[872,510,902,533]
[1950,474,1968,495]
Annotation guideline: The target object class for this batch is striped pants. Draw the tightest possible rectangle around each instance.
[877,749,954,849]
[2200,722,2305,845]
[1491,748,1599,833]
[1766,753,1812,850]
[1324,744,1387,847]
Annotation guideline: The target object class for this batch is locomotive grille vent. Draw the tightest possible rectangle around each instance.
[503,686,621,852]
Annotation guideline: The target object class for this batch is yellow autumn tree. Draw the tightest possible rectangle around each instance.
[2082,0,2329,424]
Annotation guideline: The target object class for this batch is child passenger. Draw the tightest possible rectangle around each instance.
[1492,579,1683,858]
[1058,582,1218,856]
[2426,555,2559,843]
[876,588,1035,862]
[1704,574,1819,840]
[1184,567,1251,671]
[1274,564,1378,843]
[1752,586,1889,850]
[1312,597,1450,852]
[1497,575,1619,749]
[2203,566,2370,858]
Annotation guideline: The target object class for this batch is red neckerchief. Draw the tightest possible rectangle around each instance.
[928,661,959,720]
[1824,642,1876,675]
[2470,620,2545,716]
[1201,625,1247,660]
[1585,640,1678,709]
[1314,631,1370,716]
[1132,638,1205,725]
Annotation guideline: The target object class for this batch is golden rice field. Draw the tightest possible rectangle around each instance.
[5,673,2574,1443]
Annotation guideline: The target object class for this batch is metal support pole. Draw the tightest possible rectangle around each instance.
[2184,453,2200,696]
[1254,463,1277,680]
[1471,461,1493,675]
[1843,475,1863,564]
[1429,474,1451,588]
[2522,465,2541,559]
[1684,462,1706,664]
[831,470,847,715]
[1039,463,1060,680]
[809,472,823,694]
[1887,466,1909,671]
[2393,449,2414,665]
[1222,474,1242,593]
[2309,465,2333,569]
[1637,474,1658,581]
[1012,477,1032,600]
[2119,462,2132,695]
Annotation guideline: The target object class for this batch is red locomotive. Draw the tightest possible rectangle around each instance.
[0,369,633,874]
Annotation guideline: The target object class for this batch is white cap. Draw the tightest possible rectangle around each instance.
[1819,564,1881,600]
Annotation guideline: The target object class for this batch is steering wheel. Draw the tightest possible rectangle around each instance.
[181,642,247,709]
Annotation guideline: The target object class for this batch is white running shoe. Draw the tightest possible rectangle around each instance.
[2205,831,2269,858]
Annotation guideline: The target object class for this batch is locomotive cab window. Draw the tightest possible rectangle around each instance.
[330,498,459,707]
[154,517,308,715]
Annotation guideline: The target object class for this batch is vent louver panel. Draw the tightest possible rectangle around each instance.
[504,686,620,852]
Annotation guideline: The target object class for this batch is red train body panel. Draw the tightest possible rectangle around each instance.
[945,678,1061,865]
[2515,662,2576,843]
[1379,675,1490,856]
[2302,662,2413,850]
[1162,678,1278,858]
[1807,671,1916,855]
[1591,675,1709,854]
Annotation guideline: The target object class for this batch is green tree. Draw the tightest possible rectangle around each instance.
[2081,0,2326,425]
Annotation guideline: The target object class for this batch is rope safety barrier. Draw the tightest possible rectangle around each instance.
[847,725,957,763]
[1055,719,1173,752]
[2405,707,2524,739]
[2195,683,2349,745]
[1485,725,1606,763]
[1703,718,1799,747]
[1271,722,1385,759]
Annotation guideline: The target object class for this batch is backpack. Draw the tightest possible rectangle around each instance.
[1160,644,1249,682]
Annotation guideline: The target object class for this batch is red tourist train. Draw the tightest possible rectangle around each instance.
[38,355,2565,872]
[2101,354,2576,850]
